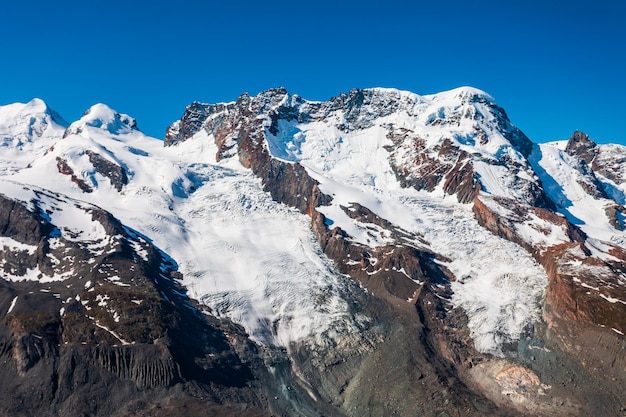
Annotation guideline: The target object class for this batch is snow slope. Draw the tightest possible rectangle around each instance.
[0,99,67,175]
[531,142,626,249]
[264,99,548,355]
[2,104,363,348]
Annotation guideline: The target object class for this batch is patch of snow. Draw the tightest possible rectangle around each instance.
[91,318,130,345]
[7,296,18,314]
[128,238,149,262]
[96,294,110,307]
[598,293,626,305]
[0,237,38,255]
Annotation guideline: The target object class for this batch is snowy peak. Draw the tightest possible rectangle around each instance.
[64,103,139,137]
[0,98,68,175]
[6,102,146,194]
[0,98,67,143]
[163,86,543,206]
[426,86,496,105]
[0,98,65,122]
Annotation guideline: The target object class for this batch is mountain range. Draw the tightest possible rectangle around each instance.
[0,87,625,416]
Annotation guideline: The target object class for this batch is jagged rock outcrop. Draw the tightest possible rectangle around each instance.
[56,157,93,193]
[85,150,128,192]
[564,131,597,162]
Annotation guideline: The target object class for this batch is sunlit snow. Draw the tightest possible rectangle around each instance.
[0,89,589,356]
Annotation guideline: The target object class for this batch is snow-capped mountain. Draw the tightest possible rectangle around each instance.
[0,98,67,175]
[0,88,625,417]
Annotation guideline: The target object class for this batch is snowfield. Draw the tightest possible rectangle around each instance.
[2,107,362,348]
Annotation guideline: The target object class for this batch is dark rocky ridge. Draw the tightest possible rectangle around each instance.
[0,189,270,417]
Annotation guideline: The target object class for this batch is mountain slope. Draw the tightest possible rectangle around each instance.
[0,179,267,417]
[0,89,625,416]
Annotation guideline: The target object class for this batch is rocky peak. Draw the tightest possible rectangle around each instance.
[334,88,404,131]
[164,100,238,146]
[564,131,597,163]
[163,87,545,205]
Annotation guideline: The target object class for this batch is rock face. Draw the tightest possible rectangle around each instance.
[85,150,128,192]
[0,184,264,417]
[1,89,626,416]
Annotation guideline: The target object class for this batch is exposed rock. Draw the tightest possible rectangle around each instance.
[0,194,52,245]
[386,132,480,203]
[565,131,597,162]
[56,157,93,193]
[0,190,265,417]
[85,150,128,191]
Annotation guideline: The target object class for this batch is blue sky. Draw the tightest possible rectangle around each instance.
[1,0,625,144]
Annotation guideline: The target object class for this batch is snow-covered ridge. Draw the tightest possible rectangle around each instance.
[1,104,364,349]
[2,88,625,356]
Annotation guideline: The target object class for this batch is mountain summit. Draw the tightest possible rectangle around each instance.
[0,87,625,416]
[64,103,139,137]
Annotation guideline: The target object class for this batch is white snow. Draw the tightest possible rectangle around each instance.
[2,90,619,356]
[91,319,130,345]
[7,296,18,314]
[599,293,626,305]
[262,98,548,355]
[0,98,67,175]
[530,143,626,249]
[477,194,570,251]
[0,237,38,255]
[1,117,360,348]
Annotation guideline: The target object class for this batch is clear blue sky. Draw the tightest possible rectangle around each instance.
[1,0,625,144]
